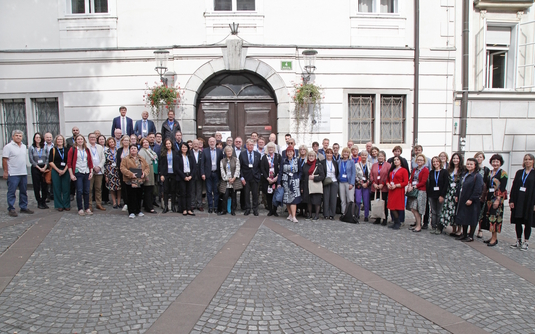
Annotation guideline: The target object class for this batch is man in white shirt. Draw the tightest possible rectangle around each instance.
[134,110,156,140]
[233,137,243,158]
[87,133,106,211]
[2,129,34,217]
[255,137,266,158]
[111,106,133,136]
[44,132,54,153]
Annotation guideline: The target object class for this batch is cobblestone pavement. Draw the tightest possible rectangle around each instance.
[0,186,534,333]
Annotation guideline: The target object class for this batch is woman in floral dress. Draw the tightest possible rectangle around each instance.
[277,145,302,223]
[479,154,508,246]
[439,152,465,235]
[104,137,121,208]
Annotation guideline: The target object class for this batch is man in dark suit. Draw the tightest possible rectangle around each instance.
[171,131,183,153]
[134,111,156,139]
[189,139,205,211]
[201,137,223,213]
[239,139,262,216]
[111,106,134,137]
[161,110,181,140]
[65,126,80,150]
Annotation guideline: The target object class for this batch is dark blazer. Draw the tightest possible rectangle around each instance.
[455,172,484,226]
[322,159,340,180]
[239,149,262,182]
[201,147,223,178]
[172,140,184,154]
[189,149,204,180]
[161,120,181,140]
[133,119,156,138]
[260,153,281,182]
[150,143,161,156]
[66,137,76,150]
[510,169,535,224]
[300,161,326,203]
[175,153,196,181]
[426,169,450,199]
[281,149,298,159]
[158,150,181,177]
[111,116,134,136]
[231,147,244,158]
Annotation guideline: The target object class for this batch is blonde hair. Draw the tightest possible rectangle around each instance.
[415,154,427,164]
[341,147,351,156]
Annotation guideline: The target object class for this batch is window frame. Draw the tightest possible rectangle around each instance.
[348,94,375,144]
[63,0,115,17]
[356,0,399,15]
[379,95,406,144]
[212,0,256,12]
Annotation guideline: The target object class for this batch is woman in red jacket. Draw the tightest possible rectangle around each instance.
[370,151,391,225]
[407,154,430,232]
[387,156,409,230]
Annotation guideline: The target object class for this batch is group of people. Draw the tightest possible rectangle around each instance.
[2,106,534,251]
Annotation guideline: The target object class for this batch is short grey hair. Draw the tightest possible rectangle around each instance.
[224,145,234,154]
[246,139,255,145]
[11,129,23,136]
[265,142,277,150]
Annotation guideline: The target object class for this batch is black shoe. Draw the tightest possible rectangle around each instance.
[412,229,421,233]
[171,205,177,213]
[267,211,273,216]
[244,210,251,216]
[253,211,259,216]
[410,223,416,227]
[373,219,381,225]
[153,201,160,207]
[382,219,388,225]
[20,208,34,214]
[208,208,213,214]
[312,216,319,221]
[38,204,47,209]
[391,222,401,230]
[273,212,279,217]
[483,239,491,244]
[456,235,467,241]
[462,237,474,242]
[422,225,428,230]
[231,211,236,216]
[45,198,50,203]
[329,216,334,220]
[162,207,168,213]
[487,240,498,246]
[364,217,369,222]
[217,211,226,216]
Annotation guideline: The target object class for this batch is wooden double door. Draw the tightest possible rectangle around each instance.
[197,99,277,144]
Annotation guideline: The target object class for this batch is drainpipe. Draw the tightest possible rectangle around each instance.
[460,0,470,152]
[413,0,420,147]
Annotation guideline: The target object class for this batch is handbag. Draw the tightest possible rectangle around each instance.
[308,166,323,194]
[323,177,333,186]
[43,170,52,185]
[370,191,386,220]
[272,186,284,207]
[406,188,418,198]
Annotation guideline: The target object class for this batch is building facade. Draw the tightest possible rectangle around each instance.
[0,0,534,174]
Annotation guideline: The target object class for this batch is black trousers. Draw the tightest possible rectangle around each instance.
[244,179,259,212]
[222,188,237,213]
[162,175,176,208]
[101,176,109,202]
[126,184,143,215]
[263,180,275,212]
[143,185,154,211]
[31,167,48,205]
[177,179,193,211]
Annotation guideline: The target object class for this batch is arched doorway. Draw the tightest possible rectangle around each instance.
[196,72,277,143]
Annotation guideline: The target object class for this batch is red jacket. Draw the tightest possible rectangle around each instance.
[370,161,391,193]
[387,167,409,210]
[410,167,429,191]
[67,147,93,172]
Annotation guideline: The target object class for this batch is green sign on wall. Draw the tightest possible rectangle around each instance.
[281,61,292,70]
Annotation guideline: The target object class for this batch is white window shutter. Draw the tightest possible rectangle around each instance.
[516,21,535,91]
[474,18,486,91]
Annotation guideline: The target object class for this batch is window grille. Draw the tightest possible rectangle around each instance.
[33,98,60,138]
[1,99,27,146]
[380,95,405,144]
[348,95,374,143]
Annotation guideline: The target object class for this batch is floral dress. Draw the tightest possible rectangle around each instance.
[439,170,462,227]
[280,158,302,205]
[478,169,508,233]
[104,148,120,191]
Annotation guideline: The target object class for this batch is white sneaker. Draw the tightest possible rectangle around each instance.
[287,215,292,221]
[85,209,93,215]
[292,217,299,223]
[122,205,128,212]
[129,213,135,219]
[521,242,529,251]
[138,212,145,217]
[78,210,85,216]
[510,240,522,249]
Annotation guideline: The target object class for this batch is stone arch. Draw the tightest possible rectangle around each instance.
[181,57,291,139]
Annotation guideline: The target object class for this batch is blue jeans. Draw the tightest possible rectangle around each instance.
[205,171,219,209]
[7,175,28,211]
[75,172,90,210]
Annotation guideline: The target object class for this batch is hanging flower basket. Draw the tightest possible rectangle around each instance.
[291,80,324,135]
[143,82,184,119]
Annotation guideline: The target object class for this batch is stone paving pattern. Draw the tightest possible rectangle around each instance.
[278,218,535,333]
[0,213,245,334]
[0,220,38,254]
[192,226,448,334]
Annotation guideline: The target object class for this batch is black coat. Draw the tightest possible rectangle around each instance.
[158,150,181,177]
[201,147,223,178]
[455,172,484,226]
[189,149,204,180]
[322,159,340,180]
[161,120,181,140]
[426,169,450,199]
[260,153,281,181]
[300,161,326,203]
[510,169,535,225]
[175,153,196,181]
[239,150,262,182]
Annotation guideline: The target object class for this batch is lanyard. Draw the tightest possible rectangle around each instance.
[391,167,400,181]
[522,169,531,187]
[175,143,180,151]
[290,158,294,173]
[111,148,116,162]
[462,172,470,184]
[143,121,147,131]
[184,155,189,169]
[434,170,440,186]
[327,160,334,173]
[227,162,231,172]
[340,160,347,175]
[167,152,173,165]
[90,146,98,157]
[378,163,382,175]
[362,164,367,175]
[58,148,65,161]
[490,169,500,187]
[211,149,215,162]
[37,148,43,159]
[414,168,422,181]
[269,154,274,168]
[79,148,85,161]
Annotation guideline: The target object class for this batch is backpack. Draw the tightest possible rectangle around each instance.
[340,201,358,224]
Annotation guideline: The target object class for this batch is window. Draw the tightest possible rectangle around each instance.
[485,26,512,89]
[380,95,405,144]
[33,98,60,138]
[1,99,28,147]
[70,0,108,14]
[214,0,255,11]
[348,95,374,143]
[358,0,397,13]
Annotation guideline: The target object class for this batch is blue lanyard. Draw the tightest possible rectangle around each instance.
[522,169,531,187]
[175,143,180,151]
[269,154,274,168]
[227,162,231,171]
[90,146,97,157]
[362,164,367,175]
[37,148,43,159]
[340,160,347,175]
[79,148,85,161]
[490,169,500,187]
[58,148,65,161]
[290,158,294,173]
[434,171,440,186]
[184,155,189,169]
[327,160,334,173]
[462,172,470,184]
[391,167,400,181]
[300,158,305,167]
[110,148,116,162]
[167,153,172,165]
